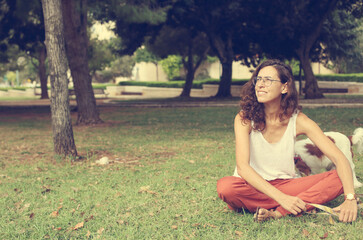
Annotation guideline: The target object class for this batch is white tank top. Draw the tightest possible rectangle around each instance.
[233,112,298,181]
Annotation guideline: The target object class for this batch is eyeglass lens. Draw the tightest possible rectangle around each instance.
[254,77,273,86]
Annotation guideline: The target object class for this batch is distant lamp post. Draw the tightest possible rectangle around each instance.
[3,75,8,85]
[16,70,19,86]
[16,56,26,86]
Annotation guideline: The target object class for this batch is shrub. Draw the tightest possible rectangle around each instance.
[159,55,183,80]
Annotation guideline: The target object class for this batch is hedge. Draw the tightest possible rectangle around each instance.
[295,73,363,83]
[0,87,28,91]
[118,78,249,89]
[118,74,363,89]
[314,74,363,83]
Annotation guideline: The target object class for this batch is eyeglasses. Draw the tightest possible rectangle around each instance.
[253,77,281,87]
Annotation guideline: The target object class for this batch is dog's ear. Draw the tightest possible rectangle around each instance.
[305,143,324,159]
[294,156,311,176]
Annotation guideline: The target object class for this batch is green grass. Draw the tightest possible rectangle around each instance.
[0,86,28,91]
[0,96,40,101]
[0,106,362,239]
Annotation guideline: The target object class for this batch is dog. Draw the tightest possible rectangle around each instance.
[294,128,363,188]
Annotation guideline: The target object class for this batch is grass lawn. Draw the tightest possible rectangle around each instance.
[0,106,362,239]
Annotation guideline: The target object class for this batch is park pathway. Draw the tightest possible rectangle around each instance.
[0,97,363,108]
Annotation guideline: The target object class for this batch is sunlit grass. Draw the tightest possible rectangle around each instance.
[0,106,362,239]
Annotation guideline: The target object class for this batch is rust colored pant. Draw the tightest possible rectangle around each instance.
[217,170,343,216]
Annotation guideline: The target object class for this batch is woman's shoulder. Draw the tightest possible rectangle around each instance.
[235,111,250,122]
[296,111,318,135]
[296,111,310,122]
[235,111,252,129]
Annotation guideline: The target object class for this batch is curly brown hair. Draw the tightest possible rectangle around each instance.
[239,59,301,131]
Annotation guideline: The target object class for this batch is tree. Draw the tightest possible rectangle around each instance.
[90,0,169,55]
[0,44,25,81]
[41,0,77,157]
[252,0,360,98]
[253,0,362,98]
[319,6,363,73]
[293,0,339,99]
[147,26,210,97]
[97,55,136,83]
[159,55,183,80]
[0,0,49,98]
[88,38,116,79]
[61,0,102,125]
[167,0,259,97]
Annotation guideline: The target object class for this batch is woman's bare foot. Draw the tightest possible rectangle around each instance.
[253,207,283,222]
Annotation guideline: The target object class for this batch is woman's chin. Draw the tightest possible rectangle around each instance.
[256,96,267,103]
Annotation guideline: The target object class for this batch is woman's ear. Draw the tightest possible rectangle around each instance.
[281,83,288,94]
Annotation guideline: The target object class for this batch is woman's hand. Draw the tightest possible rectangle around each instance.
[278,194,307,215]
[333,200,358,222]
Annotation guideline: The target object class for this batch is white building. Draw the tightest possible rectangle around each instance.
[130,60,334,83]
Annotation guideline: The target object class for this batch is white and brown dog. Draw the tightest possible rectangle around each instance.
[295,128,363,188]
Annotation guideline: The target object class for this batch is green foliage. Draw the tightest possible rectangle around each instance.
[319,7,363,73]
[5,71,16,85]
[159,55,183,80]
[110,55,135,78]
[95,56,135,83]
[134,47,160,64]
[145,25,211,95]
[0,45,22,75]
[288,59,302,76]
[206,55,218,63]
[96,70,114,83]
[0,86,28,91]
[292,73,363,83]
[146,26,210,60]
[315,73,363,82]
[113,4,167,25]
[88,38,116,75]
[0,0,44,54]
[91,83,113,90]
[90,0,171,55]
[194,69,210,80]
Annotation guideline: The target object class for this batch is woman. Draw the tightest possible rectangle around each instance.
[217,59,358,222]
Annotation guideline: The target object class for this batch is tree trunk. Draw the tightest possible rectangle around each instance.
[180,43,194,97]
[155,62,159,81]
[41,0,77,157]
[216,59,233,97]
[180,68,195,97]
[294,0,338,99]
[61,0,102,125]
[180,42,209,97]
[38,43,49,99]
[296,48,324,99]
[298,62,302,96]
[208,32,233,97]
